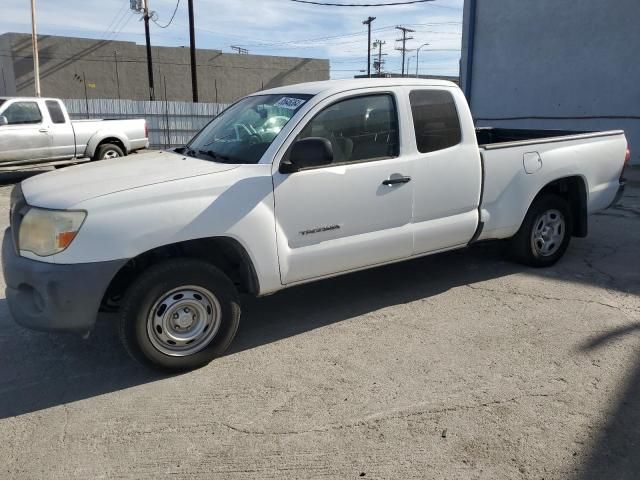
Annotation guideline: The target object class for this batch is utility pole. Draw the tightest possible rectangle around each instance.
[114,50,121,100]
[143,0,155,100]
[362,16,376,78]
[372,39,386,76]
[230,46,249,54]
[187,0,198,102]
[82,72,89,118]
[395,26,414,77]
[30,0,41,96]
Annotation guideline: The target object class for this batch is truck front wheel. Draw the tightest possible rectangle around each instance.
[118,259,241,371]
[510,194,573,268]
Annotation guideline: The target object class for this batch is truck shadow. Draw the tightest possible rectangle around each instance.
[0,301,165,419]
[0,227,634,421]
[574,324,640,480]
[231,243,519,353]
[0,242,518,419]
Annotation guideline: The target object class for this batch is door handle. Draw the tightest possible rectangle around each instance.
[382,176,411,186]
[38,128,48,133]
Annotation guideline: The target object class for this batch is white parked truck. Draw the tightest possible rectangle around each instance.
[0,97,148,168]
[2,79,629,370]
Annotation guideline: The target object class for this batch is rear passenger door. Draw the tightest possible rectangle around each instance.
[406,88,482,254]
[273,90,414,285]
[0,100,52,163]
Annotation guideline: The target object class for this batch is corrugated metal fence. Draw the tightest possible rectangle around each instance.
[62,99,230,149]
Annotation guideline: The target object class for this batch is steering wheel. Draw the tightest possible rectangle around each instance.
[233,123,262,145]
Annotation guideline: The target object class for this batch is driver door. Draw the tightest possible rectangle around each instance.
[0,100,52,163]
[272,91,414,285]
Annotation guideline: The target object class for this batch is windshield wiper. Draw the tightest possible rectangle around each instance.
[196,149,234,163]
[181,147,198,158]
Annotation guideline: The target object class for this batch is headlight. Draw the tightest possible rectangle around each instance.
[19,208,86,257]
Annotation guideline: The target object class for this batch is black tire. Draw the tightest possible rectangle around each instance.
[509,193,572,268]
[94,143,124,160]
[118,258,241,371]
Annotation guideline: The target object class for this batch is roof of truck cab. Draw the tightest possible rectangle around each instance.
[254,78,459,97]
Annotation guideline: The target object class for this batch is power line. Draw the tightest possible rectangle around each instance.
[106,12,136,42]
[98,4,135,43]
[189,22,460,49]
[153,0,181,28]
[228,32,460,51]
[290,0,435,6]
[233,26,396,48]
[99,0,129,40]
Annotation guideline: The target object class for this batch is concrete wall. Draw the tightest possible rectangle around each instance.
[461,0,640,164]
[0,33,329,103]
[0,34,17,95]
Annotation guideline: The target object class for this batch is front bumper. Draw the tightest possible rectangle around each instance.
[2,229,126,333]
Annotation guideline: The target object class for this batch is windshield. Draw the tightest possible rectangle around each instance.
[186,94,312,164]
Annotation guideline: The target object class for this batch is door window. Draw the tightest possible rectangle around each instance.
[409,90,461,153]
[296,94,399,164]
[45,100,66,124]
[3,102,43,125]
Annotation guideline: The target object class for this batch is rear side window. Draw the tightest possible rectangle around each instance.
[46,100,66,124]
[297,94,399,164]
[409,90,461,153]
[3,101,42,125]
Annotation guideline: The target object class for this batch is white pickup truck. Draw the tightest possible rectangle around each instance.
[0,97,148,168]
[2,79,628,371]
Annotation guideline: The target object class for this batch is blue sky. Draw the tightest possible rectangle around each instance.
[1,0,463,79]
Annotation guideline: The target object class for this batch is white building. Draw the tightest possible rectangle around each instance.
[460,0,640,165]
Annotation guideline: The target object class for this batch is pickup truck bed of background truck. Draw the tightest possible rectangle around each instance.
[1,79,629,371]
[0,97,148,169]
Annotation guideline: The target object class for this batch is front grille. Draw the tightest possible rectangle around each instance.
[9,184,27,253]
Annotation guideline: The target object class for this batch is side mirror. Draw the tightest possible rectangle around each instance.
[0,116,7,126]
[280,137,333,173]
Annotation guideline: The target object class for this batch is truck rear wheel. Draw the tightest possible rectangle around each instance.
[118,259,241,371]
[509,194,572,267]
[94,143,124,160]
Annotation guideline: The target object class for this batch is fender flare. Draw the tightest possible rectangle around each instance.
[85,131,131,158]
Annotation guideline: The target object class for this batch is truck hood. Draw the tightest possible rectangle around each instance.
[21,150,241,209]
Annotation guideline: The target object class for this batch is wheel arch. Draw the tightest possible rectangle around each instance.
[525,175,588,238]
[86,133,130,158]
[101,236,260,311]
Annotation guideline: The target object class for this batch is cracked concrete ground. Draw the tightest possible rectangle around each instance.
[0,174,638,480]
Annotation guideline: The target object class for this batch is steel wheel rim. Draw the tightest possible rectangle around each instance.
[146,285,221,356]
[103,149,120,159]
[531,208,565,257]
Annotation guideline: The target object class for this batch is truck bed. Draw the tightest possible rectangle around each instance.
[475,128,626,242]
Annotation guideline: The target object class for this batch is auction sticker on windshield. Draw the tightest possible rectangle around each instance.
[273,97,307,110]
